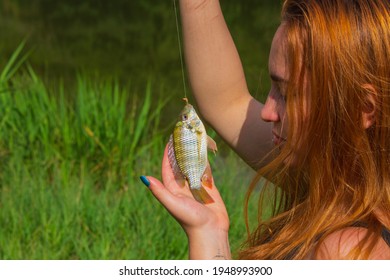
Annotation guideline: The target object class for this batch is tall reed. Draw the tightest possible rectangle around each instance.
[0,44,255,259]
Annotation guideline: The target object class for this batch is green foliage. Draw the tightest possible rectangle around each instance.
[0,47,257,259]
[0,0,281,102]
[0,0,278,260]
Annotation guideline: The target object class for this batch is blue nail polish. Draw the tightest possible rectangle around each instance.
[140,176,150,187]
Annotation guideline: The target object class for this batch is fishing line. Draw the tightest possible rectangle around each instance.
[173,0,187,99]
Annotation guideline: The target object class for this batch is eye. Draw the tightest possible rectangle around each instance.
[280,92,287,103]
[274,84,287,103]
[183,114,188,121]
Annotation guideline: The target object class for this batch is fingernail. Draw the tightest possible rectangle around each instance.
[140,176,150,187]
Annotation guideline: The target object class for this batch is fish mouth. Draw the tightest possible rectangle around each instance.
[272,131,286,145]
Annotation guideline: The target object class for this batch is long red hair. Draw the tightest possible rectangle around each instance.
[240,0,390,259]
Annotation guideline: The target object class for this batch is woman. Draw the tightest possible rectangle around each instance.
[140,0,390,259]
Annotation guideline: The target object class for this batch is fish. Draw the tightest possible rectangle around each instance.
[168,98,218,204]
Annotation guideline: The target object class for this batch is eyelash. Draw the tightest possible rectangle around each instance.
[280,91,287,102]
[273,84,287,102]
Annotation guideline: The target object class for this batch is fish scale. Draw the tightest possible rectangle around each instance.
[168,101,217,204]
[173,122,207,190]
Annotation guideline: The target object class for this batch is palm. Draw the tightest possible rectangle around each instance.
[160,144,229,233]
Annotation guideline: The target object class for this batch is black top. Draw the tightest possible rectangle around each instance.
[382,227,390,247]
[352,222,390,247]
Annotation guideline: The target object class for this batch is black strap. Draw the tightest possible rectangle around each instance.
[382,227,390,247]
[351,222,390,247]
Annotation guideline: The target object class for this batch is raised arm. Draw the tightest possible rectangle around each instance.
[180,0,273,169]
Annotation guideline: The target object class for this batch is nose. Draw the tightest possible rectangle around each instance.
[261,95,280,122]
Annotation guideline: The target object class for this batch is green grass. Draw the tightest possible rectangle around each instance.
[0,48,258,259]
[0,0,280,102]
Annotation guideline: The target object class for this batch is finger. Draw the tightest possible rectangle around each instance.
[162,143,188,193]
[145,176,177,209]
[144,176,195,221]
[162,144,174,182]
[145,176,221,230]
[161,143,224,205]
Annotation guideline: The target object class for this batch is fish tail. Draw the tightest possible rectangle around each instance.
[190,187,214,204]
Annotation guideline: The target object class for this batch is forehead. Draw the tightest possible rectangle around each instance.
[269,24,289,79]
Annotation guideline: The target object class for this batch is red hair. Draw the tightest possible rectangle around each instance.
[240,0,390,259]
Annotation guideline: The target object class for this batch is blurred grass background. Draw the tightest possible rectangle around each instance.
[0,0,281,259]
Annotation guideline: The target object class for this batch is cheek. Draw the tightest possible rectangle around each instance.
[287,90,310,130]
[278,103,288,131]
[286,100,312,158]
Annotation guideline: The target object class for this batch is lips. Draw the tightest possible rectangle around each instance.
[272,131,286,145]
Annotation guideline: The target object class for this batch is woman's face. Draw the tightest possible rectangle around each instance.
[261,25,289,147]
[262,24,310,166]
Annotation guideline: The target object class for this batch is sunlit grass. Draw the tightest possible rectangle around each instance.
[0,0,281,259]
[0,47,258,259]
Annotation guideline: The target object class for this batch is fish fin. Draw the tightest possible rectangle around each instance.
[168,135,186,187]
[201,163,213,189]
[207,135,218,154]
[190,187,214,204]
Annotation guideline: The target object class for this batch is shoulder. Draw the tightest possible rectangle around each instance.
[313,227,390,260]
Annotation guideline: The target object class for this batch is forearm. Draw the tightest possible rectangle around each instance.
[187,228,231,260]
[179,0,250,121]
[179,0,274,170]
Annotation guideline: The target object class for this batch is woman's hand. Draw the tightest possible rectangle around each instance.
[141,144,231,259]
